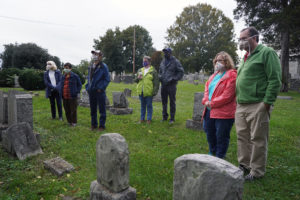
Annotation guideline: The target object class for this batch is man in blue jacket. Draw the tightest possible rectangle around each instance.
[86,50,110,131]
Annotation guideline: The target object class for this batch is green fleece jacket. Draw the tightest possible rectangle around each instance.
[136,66,159,97]
[236,44,282,105]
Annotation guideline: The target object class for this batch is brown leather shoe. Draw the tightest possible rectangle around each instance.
[90,126,97,131]
[98,127,105,132]
[147,120,151,124]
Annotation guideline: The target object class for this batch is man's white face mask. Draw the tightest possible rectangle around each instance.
[238,35,258,52]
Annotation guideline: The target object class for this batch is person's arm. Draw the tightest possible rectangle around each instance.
[175,59,184,81]
[202,79,210,105]
[76,74,82,94]
[55,71,62,91]
[99,65,110,92]
[43,71,54,89]
[263,50,282,107]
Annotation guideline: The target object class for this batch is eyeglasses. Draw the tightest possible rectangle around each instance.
[238,34,258,42]
[216,59,225,62]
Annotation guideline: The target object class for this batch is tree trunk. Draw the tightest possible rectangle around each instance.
[280,30,289,92]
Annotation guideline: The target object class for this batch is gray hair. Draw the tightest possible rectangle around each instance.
[143,56,151,62]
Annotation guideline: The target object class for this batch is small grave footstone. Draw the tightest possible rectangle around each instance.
[43,157,75,177]
[186,92,204,130]
[173,154,244,200]
[90,133,136,200]
[2,122,43,160]
[110,92,133,115]
[277,96,293,100]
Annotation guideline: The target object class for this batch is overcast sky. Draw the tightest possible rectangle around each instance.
[0,0,245,66]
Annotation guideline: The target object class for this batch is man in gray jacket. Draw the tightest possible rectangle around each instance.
[159,48,184,124]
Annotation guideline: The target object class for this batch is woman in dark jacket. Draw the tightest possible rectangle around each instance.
[43,61,63,120]
[61,63,82,127]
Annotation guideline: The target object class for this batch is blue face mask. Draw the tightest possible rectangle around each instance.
[143,61,149,67]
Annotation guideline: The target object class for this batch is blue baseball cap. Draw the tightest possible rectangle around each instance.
[162,48,172,53]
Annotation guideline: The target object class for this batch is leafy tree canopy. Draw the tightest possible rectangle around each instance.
[0,43,61,70]
[166,3,238,73]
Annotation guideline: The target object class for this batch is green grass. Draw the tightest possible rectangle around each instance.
[0,82,300,200]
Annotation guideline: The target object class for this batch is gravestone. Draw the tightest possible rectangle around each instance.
[173,154,244,200]
[44,157,75,176]
[123,88,132,97]
[153,85,162,102]
[277,96,293,100]
[110,92,133,115]
[188,74,195,84]
[8,90,33,129]
[186,92,204,130]
[1,122,43,160]
[14,75,20,88]
[0,91,8,124]
[90,133,136,200]
[123,75,134,84]
[78,89,110,109]
[113,75,121,83]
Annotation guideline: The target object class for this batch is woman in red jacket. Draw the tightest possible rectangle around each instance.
[202,51,237,159]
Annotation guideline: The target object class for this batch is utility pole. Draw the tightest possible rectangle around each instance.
[133,26,136,74]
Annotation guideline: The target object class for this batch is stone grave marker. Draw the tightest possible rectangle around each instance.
[43,157,75,177]
[113,75,121,83]
[90,133,136,200]
[123,88,132,97]
[153,85,162,102]
[123,75,134,84]
[186,92,204,130]
[173,154,244,200]
[110,92,133,115]
[1,122,43,160]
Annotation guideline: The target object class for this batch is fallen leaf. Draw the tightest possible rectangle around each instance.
[37,176,41,179]
[67,174,70,177]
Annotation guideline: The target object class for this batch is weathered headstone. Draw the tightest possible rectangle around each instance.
[173,154,244,200]
[113,75,121,83]
[78,89,110,109]
[8,90,33,129]
[277,96,293,100]
[123,88,132,97]
[14,75,20,88]
[1,122,43,160]
[44,157,75,176]
[186,92,204,130]
[110,92,133,115]
[123,75,134,84]
[153,85,162,102]
[90,133,136,200]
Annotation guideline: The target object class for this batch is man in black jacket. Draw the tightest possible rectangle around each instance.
[159,48,184,124]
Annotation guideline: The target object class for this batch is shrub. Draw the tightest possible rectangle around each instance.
[18,69,45,90]
[71,68,85,85]
[0,68,22,87]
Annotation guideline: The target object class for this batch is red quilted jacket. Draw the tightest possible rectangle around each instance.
[202,69,237,119]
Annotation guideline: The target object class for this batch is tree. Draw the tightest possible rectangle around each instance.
[93,25,155,74]
[0,43,61,70]
[166,3,237,73]
[151,51,163,71]
[233,0,300,92]
[94,27,125,74]
[122,25,155,73]
[75,59,90,75]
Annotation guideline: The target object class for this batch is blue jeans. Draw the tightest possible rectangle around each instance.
[203,109,234,158]
[89,91,106,128]
[139,94,153,121]
[49,90,62,119]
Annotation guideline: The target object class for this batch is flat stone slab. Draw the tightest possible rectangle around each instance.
[109,108,133,115]
[186,119,202,131]
[277,96,293,100]
[90,180,136,200]
[43,157,75,176]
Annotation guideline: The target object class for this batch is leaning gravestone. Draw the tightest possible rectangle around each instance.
[153,85,162,102]
[173,154,244,200]
[186,92,204,130]
[123,88,132,97]
[44,157,75,177]
[1,122,43,160]
[8,90,33,129]
[90,133,136,200]
[110,92,133,115]
[122,75,134,84]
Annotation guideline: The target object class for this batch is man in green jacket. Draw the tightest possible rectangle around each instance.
[236,27,281,181]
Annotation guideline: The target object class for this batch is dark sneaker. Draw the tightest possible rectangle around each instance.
[90,126,97,131]
[169,120,174,124]
[239,164,250,175]
[244,173,259,181]
[98,127,105,132]
[59,117,63,121]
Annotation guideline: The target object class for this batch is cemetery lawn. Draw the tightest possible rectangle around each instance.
[0,81,300,200]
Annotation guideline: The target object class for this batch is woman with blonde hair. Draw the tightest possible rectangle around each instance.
[43,61,63,120]
[201,51,237,159]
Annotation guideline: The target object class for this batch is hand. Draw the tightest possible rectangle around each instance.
[205,101,211,108]
[264,103,271,111]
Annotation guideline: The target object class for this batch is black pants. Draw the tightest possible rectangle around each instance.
[63,98,78,124]
[49,90,62,119]
[161,83,177,121]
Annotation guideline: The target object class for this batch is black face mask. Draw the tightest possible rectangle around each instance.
[164,54,171,59]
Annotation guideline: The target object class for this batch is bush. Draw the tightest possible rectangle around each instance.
[18,69,45,90]
[0,68,22,87]
[71,68,85,85]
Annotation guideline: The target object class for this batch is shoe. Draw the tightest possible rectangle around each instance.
[239,164,250,175]
[160,119,167,122]
[169,120,175,124]
[147,120,151,124]
[139,120,145,123]
[59,117,63,121]
[90,126,97,131]
[72,123,77,127]
[244,173,259,181]
[98,127,105,132]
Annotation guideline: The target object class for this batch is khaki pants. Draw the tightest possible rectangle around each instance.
[235,102,272,177]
